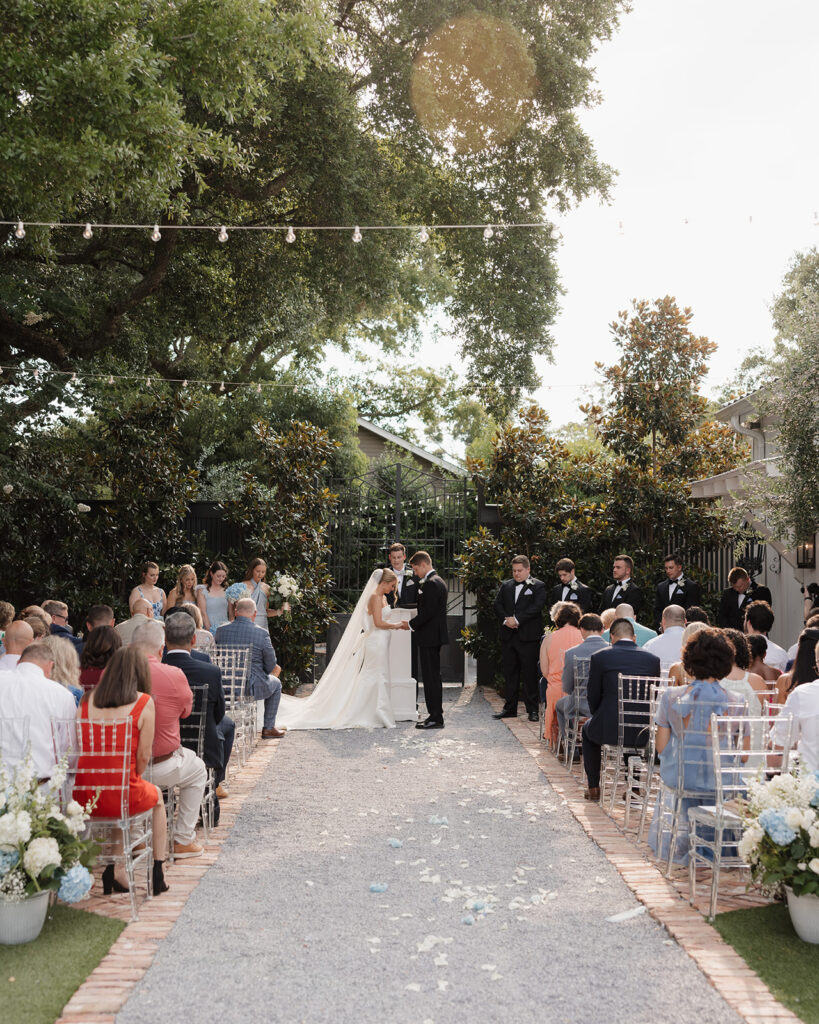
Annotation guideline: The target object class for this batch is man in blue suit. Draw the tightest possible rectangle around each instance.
[163,612,234,821]
[581,617,661,802]
[215,597,285,739]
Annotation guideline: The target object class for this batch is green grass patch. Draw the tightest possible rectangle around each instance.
[713,903,819,1023]
[0,902,126,1024]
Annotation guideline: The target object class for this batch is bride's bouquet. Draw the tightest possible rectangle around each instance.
[269,573,302,620]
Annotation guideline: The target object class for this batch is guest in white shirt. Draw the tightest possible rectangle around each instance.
[744,601,788,673]
[644,605,686,672]
[0,619,34,670]
[115,598,154,645]
[771,639,819,771]
[0,641,77,778]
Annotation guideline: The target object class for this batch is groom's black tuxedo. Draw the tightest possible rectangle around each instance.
[494,576,547,715]
[408,570,448,722]
[599,580,644,616]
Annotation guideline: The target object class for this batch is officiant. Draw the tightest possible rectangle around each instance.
[383,542,419,678]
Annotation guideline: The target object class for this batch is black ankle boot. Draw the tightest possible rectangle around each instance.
[101,864,128,895]
[153,859,169,894]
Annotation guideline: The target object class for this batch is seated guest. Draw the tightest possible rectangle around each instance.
[555,613,607,750]
[581,618,662,801]
[163,613,234,809]
[747,633,781,683]
[85,604,116,634]
[648,628,745,864]
[786,613,819,666]
[539,602,582,745]
[131,621,207,858]
[79,626,122,692]
[0,601,14,651]
[116,598,154,645]
[684,606,710,625]
[744,601,788,673]
[128,560,167,619]
[21,609,50,639]
[667,621,708,686]
[600,608,617,633]
[41,634,84,705]
[0,619,34,669]
[721,628,767,716]
[43,600,84,654]
[771,638,819,771]
[165,602,215,656]
[602,603,658,647]
[775,627,819,704]
[644,605,686,672]
[0,642,77,777]
[73,647,168,895]
[215,598,285,739]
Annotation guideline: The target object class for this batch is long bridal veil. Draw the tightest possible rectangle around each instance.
[275,569,383,730]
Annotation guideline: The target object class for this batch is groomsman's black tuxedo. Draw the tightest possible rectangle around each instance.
[547,578,595,613]
[716,581,772,631]
[653,574,703,627]
[384,563,419,609]
[408,570,449,723]
[599,580,643,616]
[494,576,548,716]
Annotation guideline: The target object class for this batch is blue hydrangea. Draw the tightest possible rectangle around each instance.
[57,864,92,904]
[0,849,20,877]
[759,809,797,847]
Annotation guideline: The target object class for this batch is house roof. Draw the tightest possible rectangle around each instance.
[356,417,468,477]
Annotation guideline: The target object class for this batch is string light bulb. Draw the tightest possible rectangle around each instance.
[182,379,187,387]
[217,226,228,243]
[14,221,25,239]
[108,375,114,384]
[483,225,494,240]
[219,381,225,392]
[285,226,296,243]
[654,381,660,391]
[83,223,93,239]
[419,226,429,243]
[352,226,362,243]
[256,383,262,394]
[146,377,152,387]
[150,224,161,242]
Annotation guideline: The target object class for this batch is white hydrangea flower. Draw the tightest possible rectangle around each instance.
[738,830,760,862]
[22,836,61,878]
[0,810,32,847]
[808,824,819,848]
[810,858,819,875]
[66,801,83,818]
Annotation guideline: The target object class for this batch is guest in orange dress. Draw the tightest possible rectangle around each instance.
[74,647,168,895]
[539,602,583,747]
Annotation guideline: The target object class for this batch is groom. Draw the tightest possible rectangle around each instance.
[400,551,448,730]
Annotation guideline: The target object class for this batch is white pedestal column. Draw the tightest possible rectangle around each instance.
[387,608,418,721]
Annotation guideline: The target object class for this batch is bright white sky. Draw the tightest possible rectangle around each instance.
[533,0,818,427]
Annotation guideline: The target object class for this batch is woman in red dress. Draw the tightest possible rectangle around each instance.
[74,647,168,895]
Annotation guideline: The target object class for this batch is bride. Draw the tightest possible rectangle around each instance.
[276,568,404,730]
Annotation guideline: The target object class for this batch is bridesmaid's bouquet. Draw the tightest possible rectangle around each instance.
[270,573,302,620]
[225,582,250,604]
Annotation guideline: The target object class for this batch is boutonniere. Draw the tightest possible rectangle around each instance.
[569,580,579,592]
[620,580,629,591]
[525,577,534,586]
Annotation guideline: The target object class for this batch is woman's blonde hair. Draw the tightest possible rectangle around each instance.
[380,568,398,586]
[41,634,80,690]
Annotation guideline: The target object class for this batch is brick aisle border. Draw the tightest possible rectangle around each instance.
[54,737,282,1024]
[481,687,803,1024]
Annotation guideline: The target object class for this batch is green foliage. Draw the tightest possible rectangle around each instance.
[222,421,339,688]
[459,405,733,663]
[1,0,627,423]
[584,297,745,480]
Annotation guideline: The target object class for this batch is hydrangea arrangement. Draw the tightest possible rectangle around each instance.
[225,581,250,603]
[739,769,819,896]
[269,573,302,619]
[0,757,98,904]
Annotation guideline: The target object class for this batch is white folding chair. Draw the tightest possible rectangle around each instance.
[600,675,667,811]
[564,657,591,767]
[211,646,254,767]
[180,684,216,838]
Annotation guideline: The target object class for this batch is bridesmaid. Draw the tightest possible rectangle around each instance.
[166,564,198,610]
[128,561,167,620]
[197,560,230,634]
[234,558,287,627]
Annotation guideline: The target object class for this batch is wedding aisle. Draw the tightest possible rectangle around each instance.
[116,687,742,1024]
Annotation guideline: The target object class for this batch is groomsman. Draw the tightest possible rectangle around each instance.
[493,555,547,722]
[547,558,595,613]
[654,552,702,628]
[384,542,419,609]
[717,566,772,630]
[599,554,643,616]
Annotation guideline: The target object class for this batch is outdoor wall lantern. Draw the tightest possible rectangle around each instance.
[796,536,816,569]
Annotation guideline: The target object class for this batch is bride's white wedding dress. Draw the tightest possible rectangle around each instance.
[276,570,396,730]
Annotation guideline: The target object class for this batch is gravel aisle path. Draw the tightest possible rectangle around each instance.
[117,687,742,1024]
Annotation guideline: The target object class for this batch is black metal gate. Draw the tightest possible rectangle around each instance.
[325,463,475,682]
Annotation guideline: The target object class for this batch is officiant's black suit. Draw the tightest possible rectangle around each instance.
[408,571,449,723]
[384,563,419,609]
[546,580,595,613]
[653,576,703,627]
[494,576,547,716]
[599,581,644,615]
